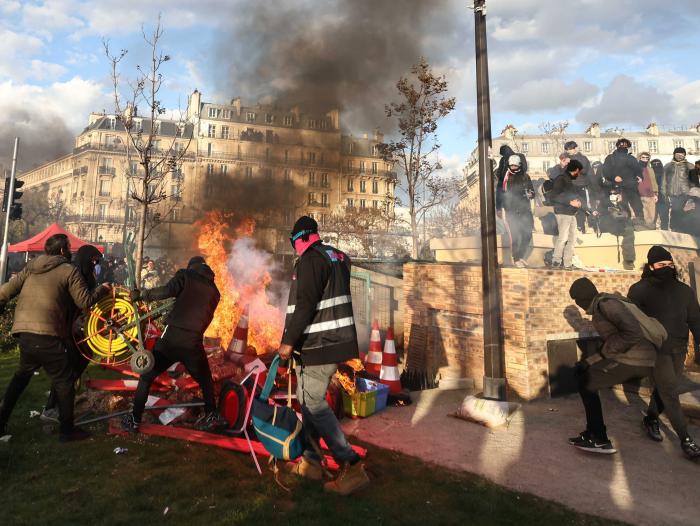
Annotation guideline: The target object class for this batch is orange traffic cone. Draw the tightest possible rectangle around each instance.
[380,327,401,394]
[365,320,383,376]
[226,305,249,359]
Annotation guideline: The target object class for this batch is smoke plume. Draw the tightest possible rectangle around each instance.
[214,0,457,131]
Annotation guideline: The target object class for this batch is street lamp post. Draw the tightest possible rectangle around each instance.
[474,0,506,400]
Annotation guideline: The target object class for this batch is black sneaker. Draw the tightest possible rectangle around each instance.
[59,427,91,442]
[196,411,226,432]
[642,416,663,442]
[681,437,700,460]
[572,434,617,454]
[568,431,591,445]
[551,261,562,269]
[120,413,140,433]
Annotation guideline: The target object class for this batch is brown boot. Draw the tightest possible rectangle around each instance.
[324,462,369,496]
[286,457,323,481]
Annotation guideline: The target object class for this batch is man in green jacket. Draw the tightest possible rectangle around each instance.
[0,234,107,441]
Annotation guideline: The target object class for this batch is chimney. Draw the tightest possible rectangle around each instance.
[501,124,517,139]
[373,128,384,143]
[230,96,241,115]
[586,122,601,138]
[646,122,659,136]
[326,109,340,130]
[187,89,202,120]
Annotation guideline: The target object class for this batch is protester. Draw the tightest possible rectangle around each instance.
[548,153,570,181]
[593,189,637,270]
[496,145,527,186]
[41,244,103,422]
[661,147,692,231]
[278,216,369,495]
[496,155,535,267]
[565,141,594,232]
[677,187,700,236]
[628,247,700,460]
[637,152,659,229]
[141,259,160,288]
[122,256,224,432]
[0,234,107,441]
[689,160,700,188]
[549,160,587,270]
[568,278,663,454]
[602,138,644,224]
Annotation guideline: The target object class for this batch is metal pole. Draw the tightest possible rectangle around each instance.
[474,1,505,400]
[0,137,20,284]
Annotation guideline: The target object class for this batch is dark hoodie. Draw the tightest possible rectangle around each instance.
[0,255,103,337]
[142,263,220,335]
[602,148,642,189]
[496,145,528,187]
[628,268,700,354]
[73,245,102,291]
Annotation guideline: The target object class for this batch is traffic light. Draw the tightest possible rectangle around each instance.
[9,203,22,220]
[1,177,8,213]
[3,178,23,220]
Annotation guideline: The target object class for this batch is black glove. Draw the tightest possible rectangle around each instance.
[129,289,142,302]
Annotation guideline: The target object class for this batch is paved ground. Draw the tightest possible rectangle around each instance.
[343,386,700,526]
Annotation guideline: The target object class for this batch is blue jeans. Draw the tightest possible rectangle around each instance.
[295,362,359,464]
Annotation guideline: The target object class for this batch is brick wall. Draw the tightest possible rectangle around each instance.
[403,263,642,400]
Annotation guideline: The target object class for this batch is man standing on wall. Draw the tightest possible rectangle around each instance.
[496,155,534,268]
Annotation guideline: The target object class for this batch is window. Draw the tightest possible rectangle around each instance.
[265,148,270,160]
[307,152,316,164]
[99,178,111,197]
[221,165,228,175]
[320,213,327,225]
[372,162,378,174]
[107,118,116,130]
[221,126,229,139]
[171,208,180,221]
[98,204,107,219]
[673,139,684,149]
[208,107,218,118]
[284,116,293,126]
[360,180,367,193]
[347,142,354,154]
[222,109,231,119]
[308,119,317,129]
[346,159,353,169]
[583,141,592,153]
[129,161,139,176]
[321,173,329,187]
[521,143,529,153]
[321,193,328,206]
[372,144,380,156]
[649,140,658,154]
[608,141,617,152]
[208,124,216,138]
[207,143,212,156]
[171,182,180,198]
[372,180,378,193]
[541,143,550,154]
[265,114,274,124]
[373,200,379,209]
[152,122,161,135]
[543,161,551,171]
[207,163,214,175]
[245,166,253,178]
[630,141,638,154]
[246,112,256,122]
[284,169,291,181]
[283,208,292,224]
[308,192,316,204]
[359,161,366,173]
[308,172,316,186]
[347,178,354,191]
[695,139,700,152]
[347,198,354,208]
[360,199,366,208]
[284,150,289,162]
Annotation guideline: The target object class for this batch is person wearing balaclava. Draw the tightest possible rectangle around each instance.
[602,138,645,224]
[277,216,369,495]
[549,159,587,270]
[567,277,662,454]
[496,154,534,267]
[661,147,692,231]
[628,246,700,460]
[122,255,223,433]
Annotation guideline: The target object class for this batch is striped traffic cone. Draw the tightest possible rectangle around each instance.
[380,327,402,394]
[364,320,383,376]
[226,305,249,360]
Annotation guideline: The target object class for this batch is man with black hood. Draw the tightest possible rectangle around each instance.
[565,141,593,232]
[568,277,664,454]
[549,160,587,270]
[122,255,223,432]
[661,147,693,231]
[628,246,700,460]
[496,155,534,267]
[602,138,644,223]
[496,144,527,187]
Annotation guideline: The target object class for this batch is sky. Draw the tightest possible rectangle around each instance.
[1,0,700,179]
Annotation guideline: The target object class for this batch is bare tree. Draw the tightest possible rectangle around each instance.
[104,15,194,286]
[379,58,456,259]
[324,206,395,259]
[539,120,570,159]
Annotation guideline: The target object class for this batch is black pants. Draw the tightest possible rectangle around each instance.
[45,341,89,411]
[647,352,689,440]
[0,334,76,434]
[598,215,636,265]
[504,208,533,262]
[620,188,644,219]
[132,326,215,422]
[658,195,686,231]
[578,359,651,440]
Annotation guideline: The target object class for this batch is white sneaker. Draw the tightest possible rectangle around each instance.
[513,260,526,268]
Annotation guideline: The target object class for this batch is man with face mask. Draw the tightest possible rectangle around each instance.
[278,216,368,495]
[549,160,589,270]
[637,152,658,229]
[602,138,644,224]
[661,147,692,231]
[496,155,534,267]
[627,246,700,460]
[0,234,108,441]
[568,278,663,454]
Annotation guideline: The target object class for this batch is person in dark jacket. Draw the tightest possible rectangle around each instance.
[689,160,700,188]
[496,155,534,267]
[42,244,103,422]
[496,144,527,187]
[650,159,666,228]
[568,278,661,454]
[661,147,693,231]
[278,216,369,496]
[121,256,223,432]
[602,138,644,223]
[0,234,107,441]
[637,152,659,228]
[565,141,594,232]
[549,160,588,269]
[628,246,700,460]
[547,153,570,181]
[676,187,700,236]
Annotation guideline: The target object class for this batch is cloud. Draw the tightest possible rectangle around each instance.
[21,0,84,32]
[576,75,674,127]
[0,28,44,80]
[498,79,599,114]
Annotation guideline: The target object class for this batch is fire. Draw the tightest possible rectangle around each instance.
[195,210,284,354]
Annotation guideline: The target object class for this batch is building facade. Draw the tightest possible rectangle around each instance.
[17,90,397,258]
[460,122,700,211]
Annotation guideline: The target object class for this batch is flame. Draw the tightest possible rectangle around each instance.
[195,211,284,354]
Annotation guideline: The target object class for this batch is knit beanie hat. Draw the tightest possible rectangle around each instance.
[291,215,318,237]
[647,246,673,266]
[188,256,206,268]
[569,278,598,311]
[673,147,686,156]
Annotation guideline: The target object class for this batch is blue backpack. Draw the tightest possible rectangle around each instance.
[252,355,304,461]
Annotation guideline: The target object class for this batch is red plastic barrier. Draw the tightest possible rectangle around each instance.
[86,379,169,392]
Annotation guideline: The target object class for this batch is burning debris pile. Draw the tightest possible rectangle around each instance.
[196,211,285,355]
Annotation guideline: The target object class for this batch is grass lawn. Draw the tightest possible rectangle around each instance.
[0,348,625,526]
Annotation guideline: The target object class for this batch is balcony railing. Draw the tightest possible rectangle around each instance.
[73,142,195,159]
[198,150,337,169]
[342,167,397,179]
[97,166,116,175]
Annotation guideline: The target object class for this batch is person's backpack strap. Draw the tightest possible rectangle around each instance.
[260,355,280,402]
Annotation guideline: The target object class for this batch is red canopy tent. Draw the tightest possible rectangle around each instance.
[8,223,104,254]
